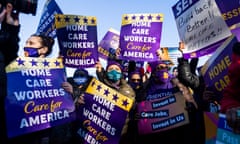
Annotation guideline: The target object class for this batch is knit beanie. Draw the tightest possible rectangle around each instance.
[106,60,123,72]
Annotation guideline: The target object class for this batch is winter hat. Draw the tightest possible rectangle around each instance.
[149,60,167,72]
[106,59,123,72]
[73,68,89,78]
[128,70,142,79]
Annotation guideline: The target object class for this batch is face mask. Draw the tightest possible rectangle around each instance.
[73,77,88,86]
[107,70,122,82]
[155,69,169,83]
[129,81,141,90]
[24,47,40,57]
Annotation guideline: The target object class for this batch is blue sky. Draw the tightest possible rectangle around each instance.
[19,0,180,49]
[18,0,181,76]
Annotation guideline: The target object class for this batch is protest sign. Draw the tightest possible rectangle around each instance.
[215,0,240,41]
[172,0,232,58]
[76,78,134,144]
[137,89,189,135]
[36,0,63,38]
[98,28,120,60]
[5,57,75,138]
[216,113,240,144]
[55,14,98,68]
[119,13,164,62]
[201,35,238,101]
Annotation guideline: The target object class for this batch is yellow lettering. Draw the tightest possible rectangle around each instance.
[24,101,49,114]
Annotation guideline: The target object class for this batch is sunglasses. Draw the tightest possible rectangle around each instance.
[131,78,141,82]
[156,65,168,71]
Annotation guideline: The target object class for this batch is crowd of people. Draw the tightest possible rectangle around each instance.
[1,1,240,144]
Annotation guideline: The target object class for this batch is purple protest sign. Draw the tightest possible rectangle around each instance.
[119,13,164,62]
[215,0,240,41]
[55,14,98,68]
[200,35,238,101]
[98,28,120,60]
[172,0,232,58]
[215,0,240,27]
[137,89,189,135]
[76,78,134,144]
[5,57,75,138]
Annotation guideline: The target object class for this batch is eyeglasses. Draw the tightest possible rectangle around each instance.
[131,78,141,82]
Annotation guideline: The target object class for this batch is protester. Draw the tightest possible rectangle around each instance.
[220,42,240,134]
[23,33,54,58]
[0,3,20,144]
[49,68,93,144]
[177,57,206,144]
[5,33,55,144]
[95,59,136,144]
[127,69,149,143]
[171,66,178,78]
[136,60,197,144]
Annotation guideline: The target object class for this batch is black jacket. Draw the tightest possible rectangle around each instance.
[0,21,20,144]
[177,57,206,144]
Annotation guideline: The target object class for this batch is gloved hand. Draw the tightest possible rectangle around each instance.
[226,107,240,134]
[232,42,240,55]
[202,88,218,103]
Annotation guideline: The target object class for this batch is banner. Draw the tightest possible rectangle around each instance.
[5,57,75,138]
[55,14,98,68]
[172,0,232,58]
[76,78,134,144]
[98,28,120,60]
[201,35,238,102]
[216,113,240,144]
[119,13,164,62]
[36,0,63,38]
[137,89,189,135]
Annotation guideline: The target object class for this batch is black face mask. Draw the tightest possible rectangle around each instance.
[129,81,142,90]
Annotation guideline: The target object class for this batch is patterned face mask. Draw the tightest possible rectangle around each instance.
[24,47,41,57]
[73,77,88,86]
[107,69,122,82]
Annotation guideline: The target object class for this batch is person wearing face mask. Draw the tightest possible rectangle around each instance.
[6,33,55,144]
[95,59,136,144]
[126,69,149,144]
[50,68,93,144]
[135,60,198,144]
[23,33,54,58]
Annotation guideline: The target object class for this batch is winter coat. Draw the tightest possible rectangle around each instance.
[96,68,136,137]
[177,57,206,144]
[0,21,20,144]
